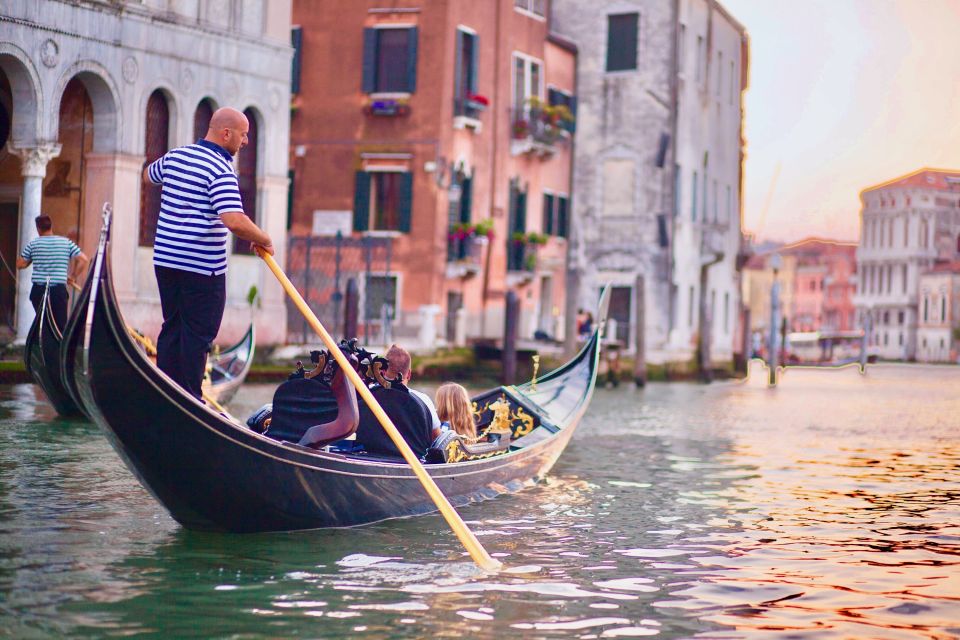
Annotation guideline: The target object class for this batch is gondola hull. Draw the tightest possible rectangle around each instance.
[202,324,255,405]
[66,212,602,533]
[24,284,83,417]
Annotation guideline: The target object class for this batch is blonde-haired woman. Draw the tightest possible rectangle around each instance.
[435,382,477,439]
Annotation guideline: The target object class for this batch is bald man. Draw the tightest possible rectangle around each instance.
[142,107,274,401]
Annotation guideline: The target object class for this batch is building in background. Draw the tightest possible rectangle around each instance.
[742,238,857,336]
[0,0,292,344]
[854,168,960,360]
[552,0,748,370]
[916,262,960,363]
[288,0,576,348]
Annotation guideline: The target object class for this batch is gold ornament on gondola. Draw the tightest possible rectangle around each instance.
[531,354,540,391]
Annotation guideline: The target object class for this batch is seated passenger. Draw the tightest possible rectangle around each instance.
[354,345,434,458]
[435,382,477,440]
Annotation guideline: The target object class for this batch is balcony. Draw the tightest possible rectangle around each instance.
[453,95,488,132]
[445,235,486,279]
[505,237,543,286]
[509,105,572,157]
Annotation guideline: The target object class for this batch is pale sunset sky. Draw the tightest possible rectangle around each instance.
[722,0,960,244]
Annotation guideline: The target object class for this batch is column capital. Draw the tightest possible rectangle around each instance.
[6,141,62,178]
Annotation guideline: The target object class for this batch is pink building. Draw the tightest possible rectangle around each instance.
[784,239,858,332]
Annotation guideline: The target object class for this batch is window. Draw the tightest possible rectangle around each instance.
[542,192,570,238]
[193,97,214,140]
[923,296,929,322]
[695,36,704,82]
[353,171,413,233]
[548,87,577,133]
[234,108,260,254]
[454,28,479,117]
[688,285,695,328]
[674,164,682,217]
[512,53,542,110]
[729,60,735,104]
[139,90,170,247]
[723,291,729,333]
[898,310,904,325]
[362,27,418,94]
[713,179,718,222]
[679,24,686,72]
[514,0,545,18]
[902,265,907,293]
[942,296,947,323]
[365,274,397,322]
[724,185,731,223]
[716,51,722,97]
[606,13,639,72]
[507,179,528,271]
[691,170,698,220]
[291,26,303,94]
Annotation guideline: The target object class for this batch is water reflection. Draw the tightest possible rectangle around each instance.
[0,365,957,638]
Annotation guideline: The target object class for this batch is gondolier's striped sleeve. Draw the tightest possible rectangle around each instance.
[209,172,244,216]
[147,156,165,184]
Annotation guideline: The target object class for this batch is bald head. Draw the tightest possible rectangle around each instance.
[205,107,249,156]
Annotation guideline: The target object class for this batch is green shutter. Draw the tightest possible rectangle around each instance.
[459,176,472,223]
[353,171,371,231]
[469,33,479,94]
[454,29,464,109]
[291,27,303,94]
[542,193,555,235]
[406,27,418,93]
[557,196,569,238]
[361,28,377,93]
[398,172,414,232]
[517,189,527,232]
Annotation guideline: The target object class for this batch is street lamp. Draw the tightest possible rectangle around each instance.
[768,253,782,386]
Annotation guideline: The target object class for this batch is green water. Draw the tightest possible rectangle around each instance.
[1,364,958,638]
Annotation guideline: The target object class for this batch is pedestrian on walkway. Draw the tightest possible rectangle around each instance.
[142,106,274,401]
[16,215,89,331]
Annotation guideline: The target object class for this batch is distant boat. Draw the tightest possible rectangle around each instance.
[202,324,255,405]
[62,210,605,533]
[23,283,83,417]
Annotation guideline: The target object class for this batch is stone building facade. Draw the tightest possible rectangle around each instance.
[0,0,292,344]
[916,262,960,363]
[551,0,747,368]
[854,168,960,360]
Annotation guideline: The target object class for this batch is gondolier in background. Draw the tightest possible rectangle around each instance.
[16,214,89,331]
[142,106,274,401]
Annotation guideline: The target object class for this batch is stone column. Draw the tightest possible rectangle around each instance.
[7,142,62,342]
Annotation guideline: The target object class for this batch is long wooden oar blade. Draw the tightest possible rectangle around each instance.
[257,248,501,572]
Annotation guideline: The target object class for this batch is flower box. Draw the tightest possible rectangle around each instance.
[363,99,410,117]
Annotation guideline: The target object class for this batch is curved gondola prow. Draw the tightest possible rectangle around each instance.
[24,281,83,416]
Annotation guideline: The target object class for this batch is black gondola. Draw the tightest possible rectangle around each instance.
[63,211,606,533]
[203,323,255,405]
[23,282,84,417]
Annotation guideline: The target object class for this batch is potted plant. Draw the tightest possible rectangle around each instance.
[464,92,489,112]
[363,97,410,117]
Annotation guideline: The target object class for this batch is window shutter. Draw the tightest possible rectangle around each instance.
[291,27,303,94]
[459,176,472,223]
[542,193,555,235]
[406,27,419,93]
[454,29,464,105]
[469,33,479,94]
[361,28,377,93]
[517,189,527,232]
[547,88,560,106]
[399,172,414,232]
[353,171,371,231]
[557,196,569,238]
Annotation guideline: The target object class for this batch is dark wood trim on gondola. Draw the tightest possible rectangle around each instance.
[64,211,603,533]
[23,283,83,417]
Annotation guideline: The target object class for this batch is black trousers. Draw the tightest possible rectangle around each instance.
[29,283,68,333]
[155,267,226,401]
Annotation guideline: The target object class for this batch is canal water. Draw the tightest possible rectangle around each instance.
[0,364,958,638]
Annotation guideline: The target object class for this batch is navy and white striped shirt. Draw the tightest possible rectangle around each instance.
[20,235,81,285]
[147,140,244,276]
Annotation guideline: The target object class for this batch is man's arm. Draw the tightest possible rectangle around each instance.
[15,257,30,269]
[67,252,90,287]
[220,212,275,256]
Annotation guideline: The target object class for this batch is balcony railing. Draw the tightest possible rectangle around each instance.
[446,235,486,278]
[510,107,571,155]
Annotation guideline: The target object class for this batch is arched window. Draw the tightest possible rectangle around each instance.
[193,98,214,141]
[234,108,259,254]
[139,90,170,247]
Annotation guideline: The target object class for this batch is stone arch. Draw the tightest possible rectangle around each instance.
[50,61,122,153]
[192,96,219,141]
[136,84,178,152]
[240,104,267,175]
[233,105,263,255]
[0,44,43,146]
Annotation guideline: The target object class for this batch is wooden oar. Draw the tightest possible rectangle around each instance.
[125,325,227,415]
[257,248,502,572]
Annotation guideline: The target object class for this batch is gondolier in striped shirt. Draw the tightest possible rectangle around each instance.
[142,106,274,401]
[16,215,89,331]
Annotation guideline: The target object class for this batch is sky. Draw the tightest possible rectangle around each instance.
[721,0,960,244]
